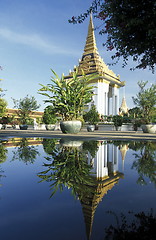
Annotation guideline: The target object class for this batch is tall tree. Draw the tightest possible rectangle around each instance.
[132,81,156,123]
[0,98,7,118]
[69,0,156,72]
[13,95,40,124]
[0,79,7,118]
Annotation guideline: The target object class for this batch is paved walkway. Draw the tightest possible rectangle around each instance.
[0,129,156,141]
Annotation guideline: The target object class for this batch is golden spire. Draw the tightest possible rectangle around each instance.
[64,14,124,87]
[120,97,129,114]
[119,144,129,171]
[120,144,129,161]
[79,173,124,240]
[83,14,98,55]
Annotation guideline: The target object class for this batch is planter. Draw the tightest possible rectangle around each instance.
[19,125,28,130]
[60,139,83,147]
[87,125,95,132]
[60,120,82,134]
[114,126,121,131]
[46,124,55,131]
[95,124,99,130]
[141,124,156,133]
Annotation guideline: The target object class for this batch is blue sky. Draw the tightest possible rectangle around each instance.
[0,0,155,111]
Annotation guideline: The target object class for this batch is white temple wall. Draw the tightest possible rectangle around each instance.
[88,83,120,116]
[92,83,98,108]
[91,143,108,179]
[90,142,119,179]
[91,81,109,116]
[112,86,119,115]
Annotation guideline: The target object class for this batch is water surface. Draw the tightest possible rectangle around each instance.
[0,137,155,240]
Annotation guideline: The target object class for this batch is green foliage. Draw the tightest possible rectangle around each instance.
[0,98,7,118]
[13,95,40,124]
[132,142,156,186]
[132,119,143,131]
[37,142,95,199]
[0,79,6,98]
[122,115,131,123]
[69,0,156,71]
[83,105,100,125]
[39,69,98,121]
[42,105,57,124]
[0,79,7,117]
[12,138,40,164]
[112,140,156,186]
[128,107,142,119]
[0,116,13,124]
[83,140,99,158]
[112,115,123,127]
[105,210,156,239]
[151,107,156,123]
[0,142,8,163]
[42,138,57,155]
[132,81,156,123]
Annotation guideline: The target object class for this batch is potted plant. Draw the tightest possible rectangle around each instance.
[131,118,142,131]
[0,116,12,129]
[132,81,156,133]
[39,69,98,134]
[42,105,57,130]
[12,95,40,130]
[112,115,123,131]
[83,105,100,132]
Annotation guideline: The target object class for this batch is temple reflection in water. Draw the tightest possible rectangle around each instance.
[79,140,124,239]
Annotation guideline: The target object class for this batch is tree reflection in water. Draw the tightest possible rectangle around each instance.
[0,140,7,188]
[105,209,156,240]
[0,140,8,163]
[38,139,97,199]
[12,138,40,164]
[112,140,156,186]
[130,141,156,186]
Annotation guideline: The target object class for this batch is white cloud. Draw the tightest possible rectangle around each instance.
[0,27,80,57]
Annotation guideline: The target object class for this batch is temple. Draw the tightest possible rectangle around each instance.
[65,14,125,116]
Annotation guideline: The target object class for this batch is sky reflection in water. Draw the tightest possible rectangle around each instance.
[0,137,156,240]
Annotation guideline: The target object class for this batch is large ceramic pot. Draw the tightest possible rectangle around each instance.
[87,125,95,132]
[60,139,83,147]
[60,120,82,134]
[46,124,55,131]
[19,125,28,130]
[141,124,156,133]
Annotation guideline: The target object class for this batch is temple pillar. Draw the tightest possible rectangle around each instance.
[105,92,108,115]
[112,86,119,115]
[112,144,118,173]
[103,83,109,116]
[91,143,108,179]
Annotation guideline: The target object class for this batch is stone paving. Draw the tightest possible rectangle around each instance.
[0,129,156,141]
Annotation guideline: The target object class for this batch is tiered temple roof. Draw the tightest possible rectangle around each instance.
[79,172,124,240]
[65,15,125,87]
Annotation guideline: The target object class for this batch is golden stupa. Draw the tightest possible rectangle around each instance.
[65,14,125,88]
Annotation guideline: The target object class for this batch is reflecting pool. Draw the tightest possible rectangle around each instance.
[0,137,156,240]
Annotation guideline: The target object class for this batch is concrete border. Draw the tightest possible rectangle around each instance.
[0,129,156,141]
